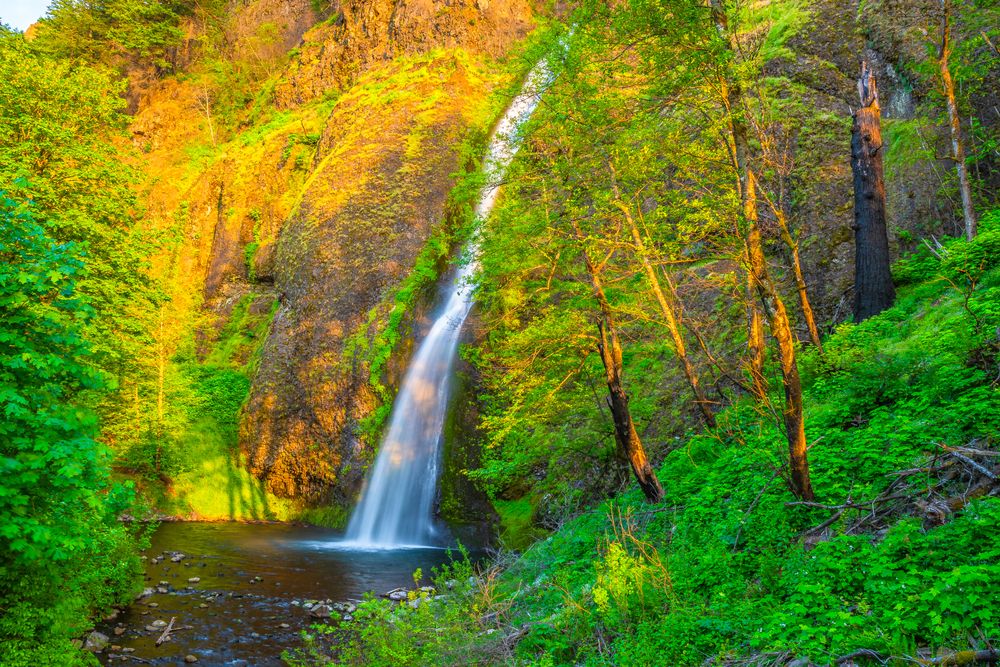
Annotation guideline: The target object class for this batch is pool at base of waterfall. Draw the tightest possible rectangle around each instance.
[94,522,475,666]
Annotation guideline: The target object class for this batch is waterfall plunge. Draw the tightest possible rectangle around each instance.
[341,63,549,549]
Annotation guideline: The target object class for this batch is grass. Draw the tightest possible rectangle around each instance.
[494,497,545,550]
[151,417,303,522]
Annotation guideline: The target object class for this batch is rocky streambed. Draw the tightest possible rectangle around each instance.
[91,522,464,666]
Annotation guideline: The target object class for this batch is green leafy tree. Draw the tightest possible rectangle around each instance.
[33,0,188,70]
[0,192,142,666]
[0,28,158,426]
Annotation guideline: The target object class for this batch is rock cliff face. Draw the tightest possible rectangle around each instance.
[274,0,533,107]
[126,0,533,511]
[232,0,532,504]
[241,53,497,503]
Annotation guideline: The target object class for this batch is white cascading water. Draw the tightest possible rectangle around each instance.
[342,63,549,549]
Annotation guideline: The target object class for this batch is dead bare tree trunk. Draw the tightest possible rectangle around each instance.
[940,0,978,241]
[745,172,815,501]
[852,61,896,322]
[572,221,665,503]
[612,199,716,427]
[197,86,217,146]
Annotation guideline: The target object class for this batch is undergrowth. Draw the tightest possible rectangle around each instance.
[289,214,1000,665]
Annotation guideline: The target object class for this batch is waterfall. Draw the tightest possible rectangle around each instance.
[341,63,550,549]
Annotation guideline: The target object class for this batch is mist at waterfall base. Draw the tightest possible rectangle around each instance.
[334,64,549,550]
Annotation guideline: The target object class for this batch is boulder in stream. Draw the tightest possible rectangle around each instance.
[309,604,332,619]
[84,631,109,652]
[385,588,408,601]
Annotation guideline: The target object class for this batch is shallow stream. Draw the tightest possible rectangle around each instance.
[95,522,461,666]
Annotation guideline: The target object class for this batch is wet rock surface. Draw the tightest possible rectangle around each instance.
[93,522,465,666]
[241,51,496,505]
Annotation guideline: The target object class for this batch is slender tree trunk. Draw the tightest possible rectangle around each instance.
[597,320,665,503]
[572,222,665,503]
[745,270,769,403]
[712,0,813,499]
[940,0,978,241]
[157,305,166,431]
[710,0,767,400]
[852,61,896,322]
[744,172,815,501]
[613,200,716,427]
[776,210,824,353]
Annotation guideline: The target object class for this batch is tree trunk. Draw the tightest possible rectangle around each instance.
[710,0,768,400]
[597,320,666,503]
[572,221,665,503]
[744,172,815,501]
[712,0,813,499]
[614,200,717,428]
[852,60,896,322]
[940,0,978,241]
[745,270,769,403]
[776,210,824,353]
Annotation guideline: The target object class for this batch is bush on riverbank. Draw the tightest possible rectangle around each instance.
[0,196,147,665]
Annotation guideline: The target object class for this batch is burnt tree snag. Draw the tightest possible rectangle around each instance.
[852,61,895,322]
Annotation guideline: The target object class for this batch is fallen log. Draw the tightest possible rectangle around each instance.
[107,654,153,665]
[154,616,175,646]
[835,648,886,664]
[830,648,1000,666]
[920,649,1000,666]
[940,445,998,480]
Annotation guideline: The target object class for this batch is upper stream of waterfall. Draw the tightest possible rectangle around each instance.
[342,63,549,549]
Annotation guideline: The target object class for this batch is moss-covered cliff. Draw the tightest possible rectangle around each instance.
[121,0,533,520]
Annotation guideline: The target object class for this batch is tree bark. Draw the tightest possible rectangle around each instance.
[613,199,717,428]
[744,172,814,501]
[710,0,768,400]
[572,221,665,503]
[775,209,824,353]
[597,320,666,503]
[939,0,978,241]
[852,60,896,322]
[745,270,769,403]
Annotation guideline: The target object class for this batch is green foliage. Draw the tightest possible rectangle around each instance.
[284,548,490,666]
[0,194,143,665]
[320,200,1000,664]
[0,193,101,563]
[116,291,304,522]
[0,28,157,411]
[33,0,210,70]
